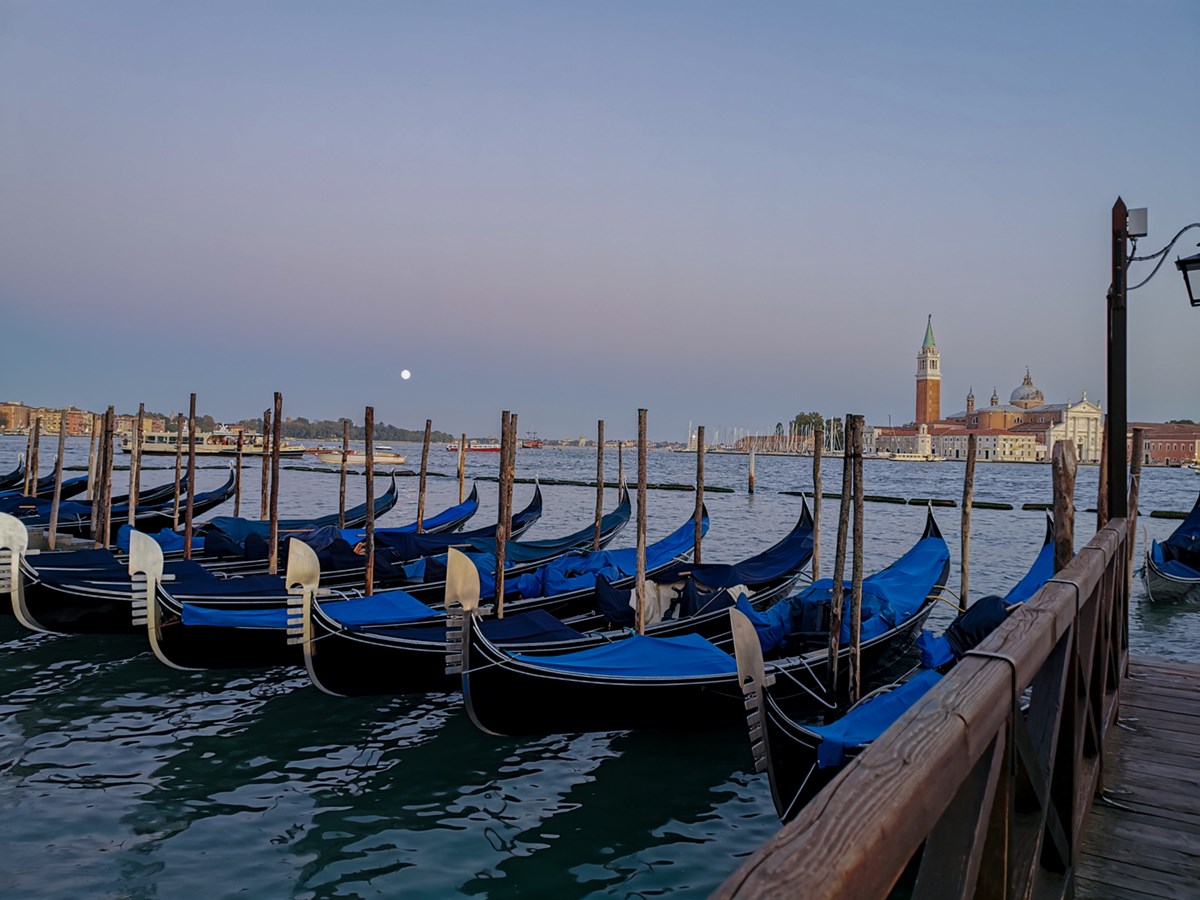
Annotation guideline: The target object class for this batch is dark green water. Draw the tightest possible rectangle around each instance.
[2,437,1196,896]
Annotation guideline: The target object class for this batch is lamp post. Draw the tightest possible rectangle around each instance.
[1105,199,1200,520]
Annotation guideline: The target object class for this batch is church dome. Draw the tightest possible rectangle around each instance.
[1010,369,1044,406]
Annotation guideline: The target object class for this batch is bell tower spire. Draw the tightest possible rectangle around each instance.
[915,315,941,425]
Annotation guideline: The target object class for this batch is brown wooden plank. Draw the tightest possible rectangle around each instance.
[1075,855,1200,898]
[1076,873,1177,900]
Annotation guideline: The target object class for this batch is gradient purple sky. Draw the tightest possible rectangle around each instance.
[2,2,1196,439]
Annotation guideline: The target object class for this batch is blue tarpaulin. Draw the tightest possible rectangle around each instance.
[809,669,943,767]
[510,632,736,677]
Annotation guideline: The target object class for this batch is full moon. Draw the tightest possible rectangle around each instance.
[401,370,411,380]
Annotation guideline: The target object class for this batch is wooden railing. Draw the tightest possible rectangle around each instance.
[715,517,1131,900]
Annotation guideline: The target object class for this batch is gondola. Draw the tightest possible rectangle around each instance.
[0,479,502,634]
[1143,490,1200,602]
[27,466,237,541]
[124,486,632,670]
[736,516,1055,823]
[0,457,26,491]
[294,502,809,697]
[1,475,178,517]
[459,508,949,736]
[0,473,90,502]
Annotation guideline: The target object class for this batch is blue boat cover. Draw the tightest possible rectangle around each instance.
[1157,491,1200,575]
[321,588,440,629]
[340,486,483,544]
[753,535,950,656]
[168,572,285,597]
[509,631,736,677]
[507,515,706,601]
[368,609,586,644]
[183,604,287,628]
[651,513,812,591]
[116,526,195,553]
[810,669,943,768]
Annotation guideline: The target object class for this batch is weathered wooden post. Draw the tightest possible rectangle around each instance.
[260,408,271,520]
[826,415,853,702]
[618,441,624,487]
[338,418,350,529]
[1052,439,1077,573]
[1127,428,1145,595]
[128,402,145,528]
[234,429,243,518]
[47,408,68,550]
[268,392,282,575]
[636,408,648,635]
[1096,426,1110,529]
[172,413,184,529]
[28,415,41,497]
[694,425,705,564]
[494,411,511,618]
[417,418,432,534]
[23,422,36,496]
[593,420,605,551]
[812,426,823,581]
[97,407,115,549]
[86,414,99,500]
[960,432,977,611]
[457,433,466,503]
[748,445,756,495]
[507,413,518,536]
[847,416,865,705]
[184,394,197,560]
[364,406,376,596]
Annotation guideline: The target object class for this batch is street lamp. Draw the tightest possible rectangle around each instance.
[1177,249,1200,307]
[1106,200,1200,520]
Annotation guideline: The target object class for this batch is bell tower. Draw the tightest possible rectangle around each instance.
[915,315,941,425]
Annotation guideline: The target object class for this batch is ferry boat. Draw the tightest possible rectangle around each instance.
[446,440,503,453]
[122,428,306,458]
[889,452,947,462]
[315,449,408,466]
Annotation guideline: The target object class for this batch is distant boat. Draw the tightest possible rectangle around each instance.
[315,450,407,467]
[123,429,306,459]
[889,453,946,462]
[446,441,502,453]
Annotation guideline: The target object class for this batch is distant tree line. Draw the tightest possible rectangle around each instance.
[789,411,845,442]
[233,416,454,443]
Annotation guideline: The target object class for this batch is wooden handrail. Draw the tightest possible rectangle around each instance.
[716,518,1130,900]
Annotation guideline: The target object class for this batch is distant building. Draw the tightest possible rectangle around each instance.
[914,316,941,425]
[1132,423,1200,467]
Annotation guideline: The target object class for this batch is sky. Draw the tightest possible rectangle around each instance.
[1,1,1197,440]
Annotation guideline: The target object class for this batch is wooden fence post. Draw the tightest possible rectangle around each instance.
[1053,439,1077,573]
[960,432,977,611]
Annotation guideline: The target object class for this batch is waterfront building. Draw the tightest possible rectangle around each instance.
[1132,423,1200,466]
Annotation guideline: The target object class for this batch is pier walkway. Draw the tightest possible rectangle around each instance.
[1077,656,1200,900]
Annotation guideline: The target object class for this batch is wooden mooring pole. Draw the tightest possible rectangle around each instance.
[506,413,518,537]
[457,433,466,503]
[1127,428,1144,598]
[172,413,183,529]
[28,415,41,497]
[1053,439,1077,572]
[97,407,115,549]
[812,426,823,581]
[960,432,977,611]
[417,418,431,534]
[128,402,144,528]
[184,394,197,560]
[748,445,756,495]
[338,418,349,529]
[260,408,271,520]
[847,415,865,705]
[23,422,36,496]
[636,408,648,635]
[694,425,705,564]
[826,415,853,702]
[1097,425,1110,529]
[618,442,624,487]
[494,411,511,618]
[47,408,68,550]
[267,392,282,575]
[364,406,375,596]
[234,430,243,518]
[593,420,605,551]
[86,414,99,501]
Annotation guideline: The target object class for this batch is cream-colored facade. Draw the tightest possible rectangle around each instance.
[937,431,1040,463]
